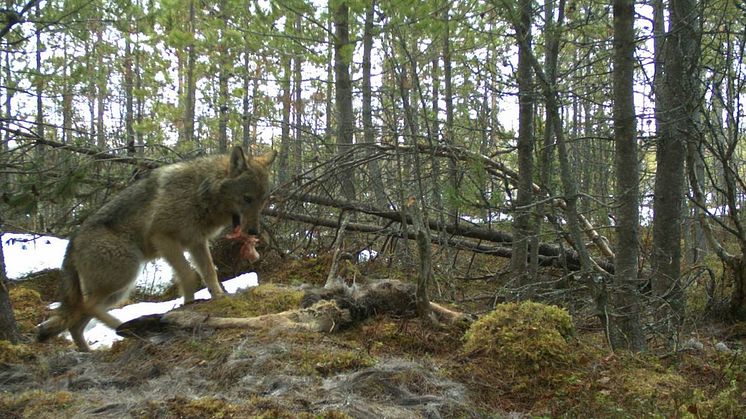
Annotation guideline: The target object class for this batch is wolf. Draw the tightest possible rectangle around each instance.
[37,146,276,351]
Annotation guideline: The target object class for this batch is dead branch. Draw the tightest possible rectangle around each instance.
[263,207,615,273]
[34,138,161,169]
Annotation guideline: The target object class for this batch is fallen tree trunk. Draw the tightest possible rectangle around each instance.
[263,208,615,273]
[116,280,473,338]
[370,143,615,260]
[276,192,562,257]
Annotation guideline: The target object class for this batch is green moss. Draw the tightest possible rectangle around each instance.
[133,395,350,418]
[462,301,576,377]
[268,256,332,287]
[166,396,240,418]
[296,348,375,376]
[344,316,465,357]
[192,284,304,318]
[0,390,75,419]
[9,287,48,334]
[618,365,689,413]
[0,340,35,363]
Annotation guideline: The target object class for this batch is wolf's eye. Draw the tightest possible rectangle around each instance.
[244,195,254,204]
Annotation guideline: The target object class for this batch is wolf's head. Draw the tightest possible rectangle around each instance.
[220,146,277,237]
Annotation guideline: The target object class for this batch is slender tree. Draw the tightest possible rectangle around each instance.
[361,0,387,207]
[0,216,20,344]
[509,0,535,279]
[651,0,701,339]
[333,0,355,201]
[183,0,197,147]
[610,0,645,351]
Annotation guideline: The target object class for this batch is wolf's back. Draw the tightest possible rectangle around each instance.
[36,239,84,342]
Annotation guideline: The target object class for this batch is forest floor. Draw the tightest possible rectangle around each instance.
[2,252,746,418]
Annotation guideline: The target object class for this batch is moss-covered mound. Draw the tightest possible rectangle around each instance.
[9,287,47,334]
[463,301,576,373]
[459,300,578,406]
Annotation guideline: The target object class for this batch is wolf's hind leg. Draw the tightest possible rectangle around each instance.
[75,234,141,340]
[69,316,92,351]
[37,315,68,343]
[89,306,122,330]
[189,241,224,298]
[154,236,201,303]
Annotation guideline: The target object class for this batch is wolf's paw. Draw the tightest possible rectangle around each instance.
[209,289,226,299]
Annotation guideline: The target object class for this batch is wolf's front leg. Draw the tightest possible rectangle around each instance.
[153,235,202,303]
[190,241,224,298]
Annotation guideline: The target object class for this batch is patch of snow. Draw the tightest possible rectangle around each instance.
[82,273,259,350]
[2,233,259,350]
[358,249,378,262]
[4,233,176,290]
[2,233,68,279]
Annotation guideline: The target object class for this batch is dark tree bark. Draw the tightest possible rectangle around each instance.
[509,0,535,279]
[241,50,253,152]
[442,5,458,225]
[95,26,106,149]
[533,0,564,280]
[610,0,645,352]
[333,0,356,201]
[652,0,701,337]
[124,36,135,156]
[183,0,197,147]
[362,0,387,207]
[34,2,44,151]
[278,49,292,185]
[293,14,303,183]
[0,219,20,344]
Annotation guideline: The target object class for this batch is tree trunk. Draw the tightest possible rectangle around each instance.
[242,51,252,151]
[534,0,563,281]
[278,52,292,185]
[124,36,135,156]
[217,5,229,154]
[95,27,106,149]
[509,0,535,279]
[251,61,261,148]
[652,0,701,339]
[362,0,387,208]
[35,2,44,147]
[61,34,72,144]
[325,18,334,147]
[610,0,645,352]
[183,0,197,147]
[0,220,20,344]
[729,258,746,319]
[442,5,458,226]
[333,0,356,201]
[134,35,144,156]
[293,14,303,182]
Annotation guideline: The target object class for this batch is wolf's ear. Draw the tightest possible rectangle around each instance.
[229,146,248,176]
[254,150,277,168]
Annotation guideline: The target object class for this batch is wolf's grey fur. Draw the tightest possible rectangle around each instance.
[37,146,276,351]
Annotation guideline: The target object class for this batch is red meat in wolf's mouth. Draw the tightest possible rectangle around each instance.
[226,226,260,261]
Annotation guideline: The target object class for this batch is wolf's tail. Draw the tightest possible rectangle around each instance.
[37,239,84,342]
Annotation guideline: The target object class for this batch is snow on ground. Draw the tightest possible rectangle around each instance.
[82,273,258,349]
[2,233,259,349]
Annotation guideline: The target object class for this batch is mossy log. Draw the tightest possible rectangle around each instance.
[116,280,472,339]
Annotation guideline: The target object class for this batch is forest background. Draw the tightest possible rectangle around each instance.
[1,0,745,355]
